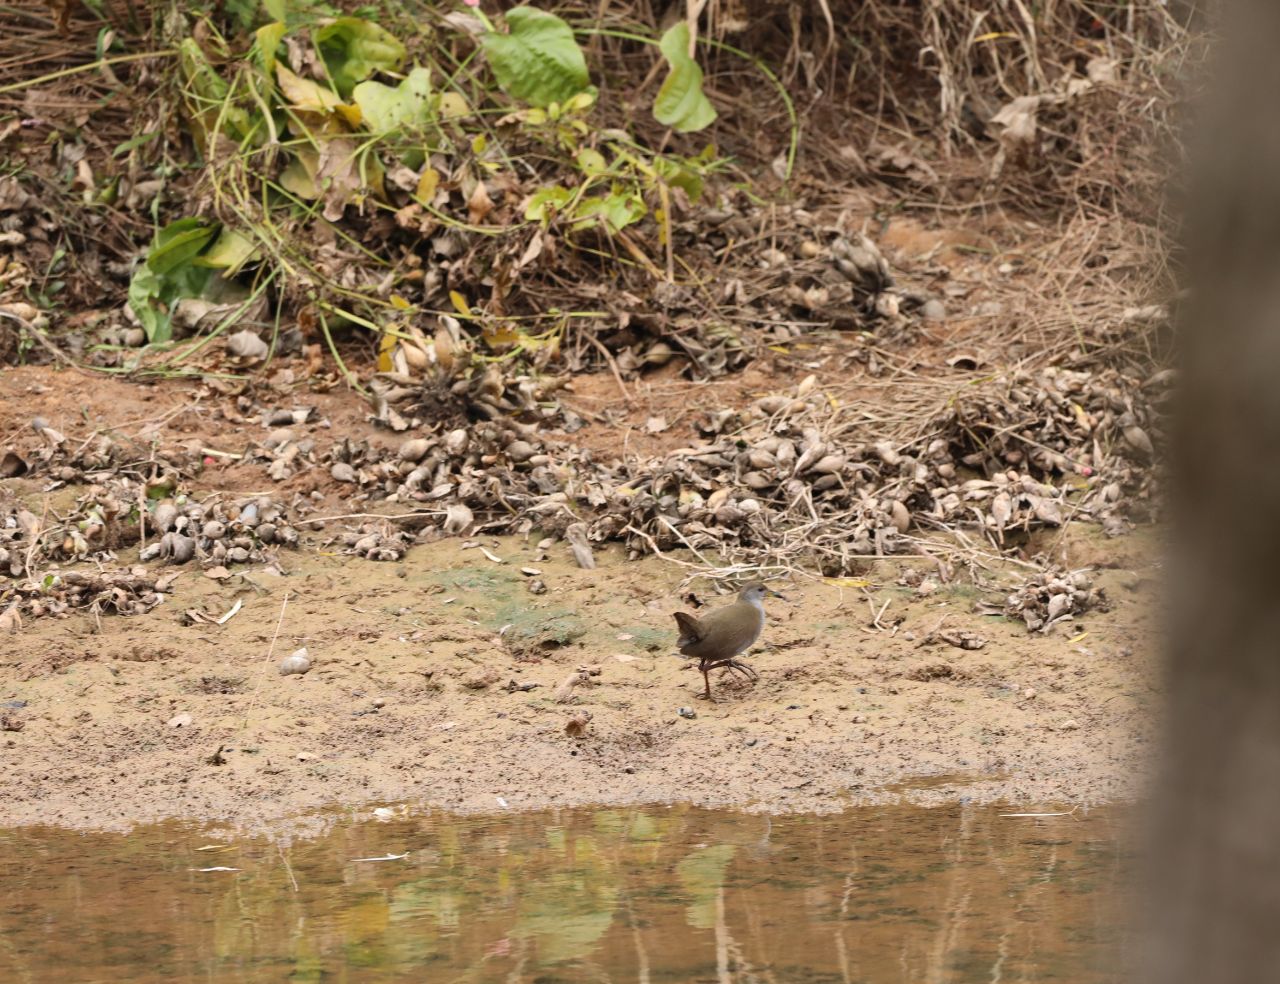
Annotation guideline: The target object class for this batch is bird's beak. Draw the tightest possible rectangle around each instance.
[768,588,787,600]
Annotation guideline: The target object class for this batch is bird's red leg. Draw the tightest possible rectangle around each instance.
[701,665,714,701]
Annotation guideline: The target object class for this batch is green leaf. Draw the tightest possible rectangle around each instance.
[524,185,572,222]
[481,6,590,108]
[654,156,705,201]
[146,218,217,275]
[576,147,607,176]
[128,219,220,343]
[653,23,716,133]
[193,227,260,275]
[572,187,646,233]
[254,21,287,77]
[352,65,434,134]
[315,17,405,98]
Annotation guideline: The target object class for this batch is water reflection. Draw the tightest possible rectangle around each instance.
[0,804,1126,983]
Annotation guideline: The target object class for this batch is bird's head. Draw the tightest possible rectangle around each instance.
[739,580,785,603]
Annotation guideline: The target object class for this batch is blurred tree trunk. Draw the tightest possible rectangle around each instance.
[1150,2,1280,981]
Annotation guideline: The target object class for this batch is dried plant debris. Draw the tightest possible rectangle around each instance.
[2,567,178,622]
[982,569,1109,634]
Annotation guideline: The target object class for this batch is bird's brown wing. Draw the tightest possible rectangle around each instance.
[673,612,703,648]
[695,604,764,660]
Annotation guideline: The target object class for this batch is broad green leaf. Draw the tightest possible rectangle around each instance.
[178,38,228,105]
[481,7,589,108]
[280,147,321,199]
[576,148,607,176]
[254,21,287,77]
[315,17,405,98]
[127,264,167,342]
[572,188,646,233]
[193,227,260,275]
[524,185,572,222]
[146,218,217,275]
[129,219,220,343]
[353,66,434,134]
[653,23,716,133]
[654,156,705,201]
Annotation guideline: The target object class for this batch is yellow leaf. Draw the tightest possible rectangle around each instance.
[1068,632,1089,643]
[471,134,487,155]
[767,345,790,353]
[483,323,520,349]
[275,64,343,112]
[438,93,468,118]
[335,104,363,129]
[449,291,473,318]
[415,167,439,205]
[376,330,397,372]
[390,294,412,310]
[564,90,596,114]
[973,31,1018,42]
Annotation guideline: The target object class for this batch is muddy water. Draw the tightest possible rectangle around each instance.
[0,804,1126,983]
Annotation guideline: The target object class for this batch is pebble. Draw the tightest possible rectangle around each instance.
[1061,719,1080,731]
[167,713,193,729]
[372,698,386,709]
[921,299,947,322]
[744,737,757,747]
[852,714,868,724]
[296,752,314,761]
[1023,688,1037,700]
[677,707,697,720]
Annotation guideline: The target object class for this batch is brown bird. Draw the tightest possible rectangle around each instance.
[673,581,784,701]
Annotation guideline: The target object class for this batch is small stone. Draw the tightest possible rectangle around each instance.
[798,240,821,259]
[853,714,868,724]
[167,712,193,729]
[744,737,757,747]
[1023,688,1037,700]
[677,707,697,720]
[296,752,314,761]
[527,578,548,595]
[921,299,946,322]
[506,440,536,462]
[330,462,357,483]
[462,667,501,690]
[372,698,386,709]
[1061,718,1080,731]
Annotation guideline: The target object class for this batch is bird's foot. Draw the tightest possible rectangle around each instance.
[712,658,758,683]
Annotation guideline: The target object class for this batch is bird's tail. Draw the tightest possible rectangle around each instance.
[673,612,702,648]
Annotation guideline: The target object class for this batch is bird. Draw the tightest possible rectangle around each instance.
[673,581,784,701]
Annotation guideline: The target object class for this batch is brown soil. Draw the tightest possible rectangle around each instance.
[0,475,1158,832]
